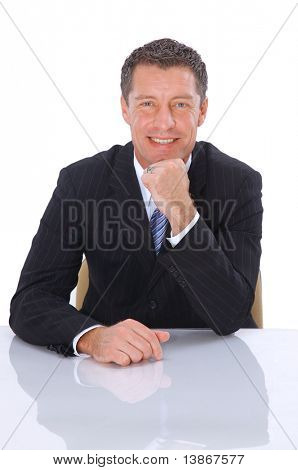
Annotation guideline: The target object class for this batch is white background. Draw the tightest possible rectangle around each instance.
[0,0,297,328]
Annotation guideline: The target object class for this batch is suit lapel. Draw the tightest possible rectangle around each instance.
[107,141,156,267]
[188,141,207,209]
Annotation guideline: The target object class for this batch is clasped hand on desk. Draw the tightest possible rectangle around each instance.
[77,318,170,366]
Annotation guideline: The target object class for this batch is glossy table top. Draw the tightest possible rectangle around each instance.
[1,327,297,450]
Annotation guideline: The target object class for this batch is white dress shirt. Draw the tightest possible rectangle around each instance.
[72,152,200,356]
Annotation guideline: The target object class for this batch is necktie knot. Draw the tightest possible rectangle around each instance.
[150,208,168,255]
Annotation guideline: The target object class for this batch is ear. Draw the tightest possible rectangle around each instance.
[120,95,130,125]
[198,97,208,127]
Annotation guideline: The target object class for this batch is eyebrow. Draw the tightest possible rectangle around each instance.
[134,94,194,101]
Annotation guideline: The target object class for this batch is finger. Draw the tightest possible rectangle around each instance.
[116,320,154,360]
[113,350,131,367]
[96,349,131,367]
[140,175,153,191]
[126,330,154,360]
[141,173,157,185]
[145,160,173,169]
[140,174,150,187]
[117,340,145,364]
[126,319,163,360]
[155,331,170,343]
[138,330,163,360]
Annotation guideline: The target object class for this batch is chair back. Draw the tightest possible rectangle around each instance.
[76,259,89,311]
[251,271,263,328]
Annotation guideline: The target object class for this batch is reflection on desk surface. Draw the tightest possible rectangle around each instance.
[2,328,298,450]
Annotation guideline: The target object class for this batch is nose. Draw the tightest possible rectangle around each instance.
[152,104,176,132]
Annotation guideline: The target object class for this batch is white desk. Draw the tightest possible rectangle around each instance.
[1,327,297,450]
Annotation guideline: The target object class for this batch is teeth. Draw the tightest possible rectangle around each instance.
[150,137,176,144]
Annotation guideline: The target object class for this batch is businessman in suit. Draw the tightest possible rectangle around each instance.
[10,38,263,367]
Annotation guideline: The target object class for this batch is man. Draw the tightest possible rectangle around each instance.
[10,38,263,367]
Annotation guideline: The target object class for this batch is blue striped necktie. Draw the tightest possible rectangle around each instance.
[150,208,168,255]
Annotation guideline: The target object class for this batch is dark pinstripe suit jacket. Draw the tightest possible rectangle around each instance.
[10,140,263,356]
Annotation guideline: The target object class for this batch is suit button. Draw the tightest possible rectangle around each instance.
[149,299,158,310]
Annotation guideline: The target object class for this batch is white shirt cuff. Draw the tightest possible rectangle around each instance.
[73,325,104,357]
[166,211,200,247]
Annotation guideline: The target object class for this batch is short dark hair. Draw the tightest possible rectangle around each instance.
[120,38,208,105]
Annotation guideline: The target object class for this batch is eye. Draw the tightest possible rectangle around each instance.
[142,101,153,107]
[175,102,187,108]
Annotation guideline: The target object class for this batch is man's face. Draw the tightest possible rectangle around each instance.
[121,64,208,168]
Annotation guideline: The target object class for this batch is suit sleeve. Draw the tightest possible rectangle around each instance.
[9,167,100,356]
[159,170,263,335]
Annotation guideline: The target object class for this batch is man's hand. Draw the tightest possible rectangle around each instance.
[141,158,197,236]
[77,319,170,366]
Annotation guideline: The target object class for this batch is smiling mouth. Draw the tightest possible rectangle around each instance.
[149,137,179,145]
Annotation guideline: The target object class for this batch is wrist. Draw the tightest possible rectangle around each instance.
[77,327,106,355]
[169,198,197,236]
